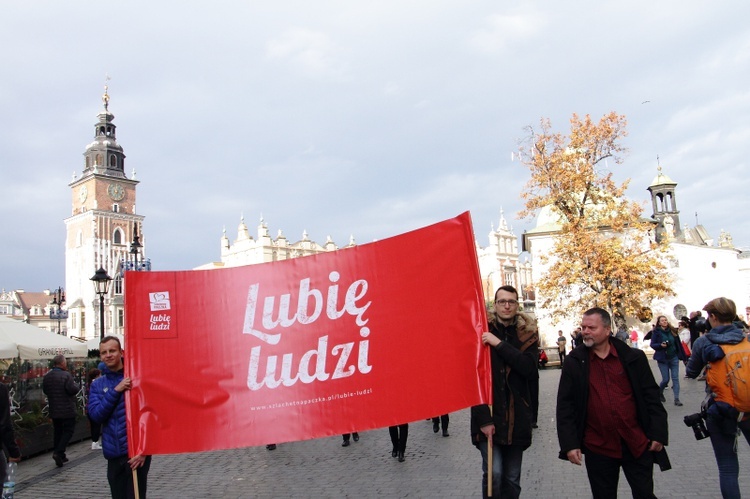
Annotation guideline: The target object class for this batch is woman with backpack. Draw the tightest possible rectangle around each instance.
[686,297,750,499]
[649,315,686,406]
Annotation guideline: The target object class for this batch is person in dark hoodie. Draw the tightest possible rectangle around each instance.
[88,335,150,499]
[686,297,750,499]
[471,285,538,499]
[557,307,669,499]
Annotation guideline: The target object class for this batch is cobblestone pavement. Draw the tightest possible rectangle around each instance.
[13,361,750,498]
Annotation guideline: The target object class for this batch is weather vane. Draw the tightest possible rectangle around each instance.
[103,74,111,110]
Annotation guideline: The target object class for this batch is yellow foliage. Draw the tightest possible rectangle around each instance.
[519,112,673,323]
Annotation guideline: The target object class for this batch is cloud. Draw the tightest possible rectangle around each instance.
[265,28,348,80]
[467,11,545,54]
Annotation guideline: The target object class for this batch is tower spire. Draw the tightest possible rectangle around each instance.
[103,74,111,111]
[81,81,126,179]
[647,159,680,242]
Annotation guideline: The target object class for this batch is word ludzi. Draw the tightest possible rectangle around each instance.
[243,271,373,390]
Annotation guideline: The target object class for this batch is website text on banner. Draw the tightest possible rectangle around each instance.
[124,211,490,456]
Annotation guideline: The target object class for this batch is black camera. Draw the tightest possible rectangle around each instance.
[695,317,710,333]
[684,413,710,440]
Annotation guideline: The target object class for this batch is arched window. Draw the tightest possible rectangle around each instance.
[85,157,91,169]
[109,154,117,167]
[113,228,123,245]
[95,154,102,166]
[114,274,123,295]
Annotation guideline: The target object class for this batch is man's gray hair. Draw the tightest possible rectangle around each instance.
[583,307,612,328]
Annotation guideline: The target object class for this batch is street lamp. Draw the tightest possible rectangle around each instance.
[90,267,112,340]
[130,226,143,270]
[49,286,68,335]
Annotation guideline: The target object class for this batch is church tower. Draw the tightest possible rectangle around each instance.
[647,164,681,242]
[64,86,146,340]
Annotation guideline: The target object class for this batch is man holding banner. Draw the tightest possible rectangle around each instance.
[471,285,539,499]
[89,336,151,499]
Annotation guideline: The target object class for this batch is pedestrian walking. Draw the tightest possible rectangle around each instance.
[557,307,670,499]
[432,414,450,437]
[389,424,408,462]
[42,354,80,467]
[557,330,567,365]
[341,432,359,447]
[86,367,102,450]
[650,315,686,406]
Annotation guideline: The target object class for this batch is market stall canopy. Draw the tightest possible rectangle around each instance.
[0,316,88,360]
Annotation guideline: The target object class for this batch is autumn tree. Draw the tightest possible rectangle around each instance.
[518,112,673,326]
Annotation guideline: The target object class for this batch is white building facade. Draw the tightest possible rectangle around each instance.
[523,168,748,346]
[200,210,532,312]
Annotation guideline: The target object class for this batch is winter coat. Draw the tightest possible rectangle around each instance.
[686,323,745,378]
[88,365,128,460]
[42,367,79,419]
[470,312,538,449]
[650,326,685,363]
[556,337,669,461]
[686,323,748,426]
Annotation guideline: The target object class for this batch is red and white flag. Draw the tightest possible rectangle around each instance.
[124,212,490,456]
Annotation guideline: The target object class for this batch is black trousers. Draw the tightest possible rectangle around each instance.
[584,444,656,499]
[88,414,101,442]
[388,424,408,452]
[432,414,449,430]
[52,417,76,457]
[529,376,540,424]
[107,455,152,499]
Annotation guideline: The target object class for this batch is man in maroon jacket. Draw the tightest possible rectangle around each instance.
[557,307,669,498]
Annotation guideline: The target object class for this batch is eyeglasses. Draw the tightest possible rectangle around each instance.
[495,299,519,306]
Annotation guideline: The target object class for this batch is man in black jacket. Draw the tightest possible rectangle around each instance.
[42,354,80,467]
[557,307,668,499]
[688,311,703,348]
[471,285,538,499]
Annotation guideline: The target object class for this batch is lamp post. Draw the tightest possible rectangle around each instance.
[90,267,112,340]
[130,226,143,270]
[49,286,68,335]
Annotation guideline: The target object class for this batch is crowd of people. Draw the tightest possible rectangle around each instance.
[490,292,750,499]
[2,287,750,498]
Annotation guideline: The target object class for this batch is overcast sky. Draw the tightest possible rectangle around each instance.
[2,1,748,292]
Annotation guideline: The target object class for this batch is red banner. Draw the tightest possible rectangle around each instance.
[124,212,490,456]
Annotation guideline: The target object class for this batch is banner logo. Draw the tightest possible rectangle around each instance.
[149,292,171,311]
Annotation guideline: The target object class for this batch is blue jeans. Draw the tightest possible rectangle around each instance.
[706,413,750,498]
[477,441,523,499]
[657,357,680,400]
